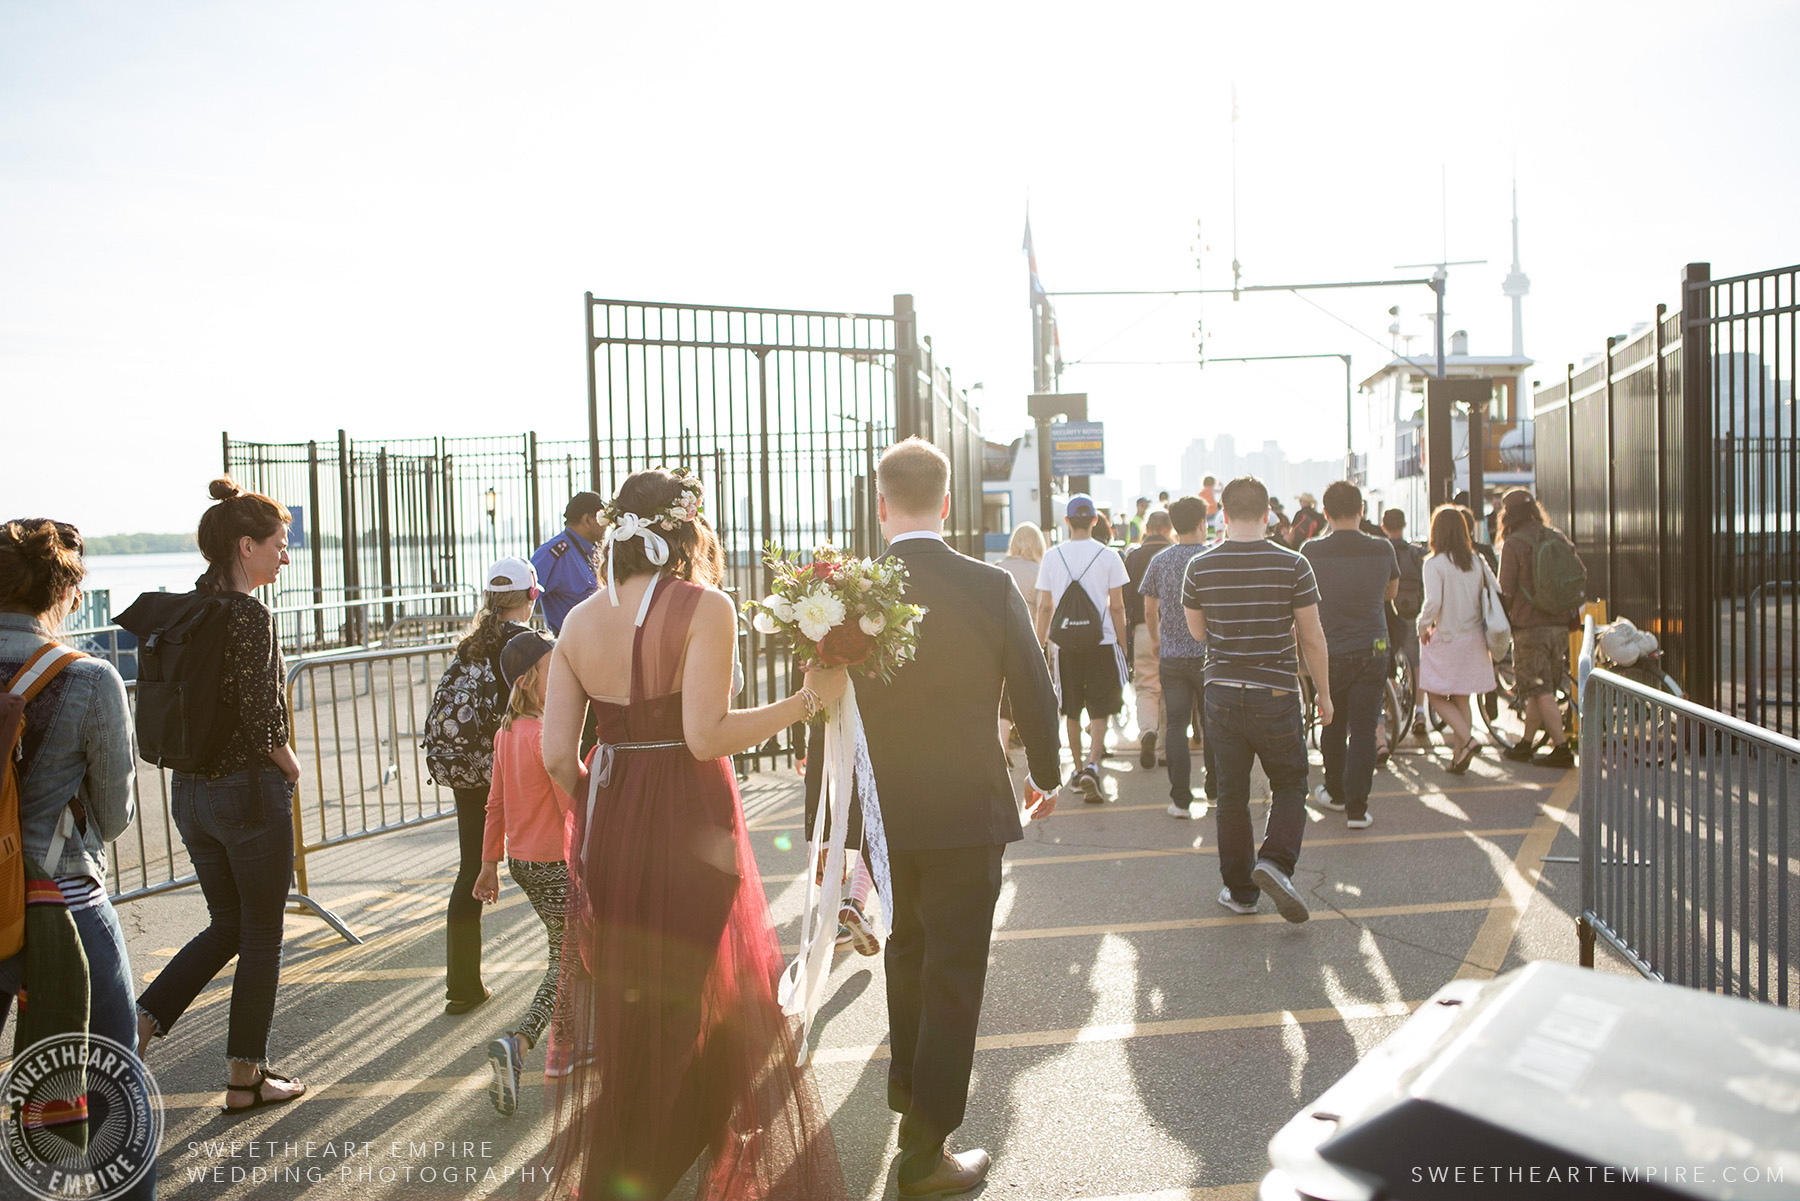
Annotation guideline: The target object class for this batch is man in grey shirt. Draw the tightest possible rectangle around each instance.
[1300,481,1399,829]
[1138,497,1213,817]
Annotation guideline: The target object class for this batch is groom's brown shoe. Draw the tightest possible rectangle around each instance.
[898,1148,990,1198]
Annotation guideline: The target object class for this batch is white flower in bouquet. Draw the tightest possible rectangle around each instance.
[857,577,875,592]
[793,589,847,641]
[764,594,795,623]
[858,611,886,636]
[752,610,780,635]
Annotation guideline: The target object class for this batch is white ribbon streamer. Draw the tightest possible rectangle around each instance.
[603,513,670,605]
[778,676,893,1063]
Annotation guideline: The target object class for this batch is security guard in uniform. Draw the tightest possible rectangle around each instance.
[531,491,605,633]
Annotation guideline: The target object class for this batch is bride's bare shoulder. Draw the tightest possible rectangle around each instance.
[690,586,737,626]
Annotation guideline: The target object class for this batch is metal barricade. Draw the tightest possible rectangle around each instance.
[103,693,361,944]
[104,680,187,903]
[63,586,480,681]
[283,641,465,941]
[1577,618,1799,1007]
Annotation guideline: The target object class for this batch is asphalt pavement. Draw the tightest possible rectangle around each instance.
[93,723,1605,1201]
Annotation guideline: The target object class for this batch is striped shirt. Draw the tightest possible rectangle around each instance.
[1181,539,1320,690]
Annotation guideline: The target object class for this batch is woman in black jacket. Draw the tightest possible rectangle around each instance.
[136,478,306,1114]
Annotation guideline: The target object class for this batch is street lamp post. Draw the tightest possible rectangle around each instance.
[484,487,498,561]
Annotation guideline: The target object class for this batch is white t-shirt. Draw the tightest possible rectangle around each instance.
[1037,539,1131,646]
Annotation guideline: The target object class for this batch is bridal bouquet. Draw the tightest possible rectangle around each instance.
[747,543,926,1062]
[744,544,928,682]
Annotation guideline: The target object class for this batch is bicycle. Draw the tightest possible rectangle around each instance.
[1303,650,1408,758]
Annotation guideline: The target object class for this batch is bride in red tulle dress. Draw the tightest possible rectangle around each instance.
[542,467,847,1201]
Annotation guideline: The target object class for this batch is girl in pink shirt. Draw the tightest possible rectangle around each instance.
[473,631,575,1113]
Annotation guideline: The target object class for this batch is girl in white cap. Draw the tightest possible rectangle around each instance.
[422,556,538,1015]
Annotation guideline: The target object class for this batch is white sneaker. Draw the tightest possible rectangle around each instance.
[1251,859,1311,924]
[1217,887,1258,915]
[1310,783,1346,812]
[1346,811,1374,830]
[1166,802,1194,819]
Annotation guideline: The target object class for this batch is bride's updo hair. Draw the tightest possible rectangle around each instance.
[0,518,86,616]
[603,468,724,589]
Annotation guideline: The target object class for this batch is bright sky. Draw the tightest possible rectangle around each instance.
[5,0,1797,535]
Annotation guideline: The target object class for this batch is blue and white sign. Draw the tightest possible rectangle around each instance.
[1050,421,1105,475]
[288,504,306,550]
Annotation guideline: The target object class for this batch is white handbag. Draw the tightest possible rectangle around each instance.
[1478,560,1513,661]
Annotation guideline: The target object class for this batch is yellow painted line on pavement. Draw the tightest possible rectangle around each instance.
[746,803,804,829]
[172,889,537,1007]
[155,1070,535,1112]
[809,998,1420,1064]
[1454,771,1579,979]
[1077,1188,1259,1201]
[760,826,1534,882]
[778,898,1501,953]
[991,898,1501,942]
[751,783,1550,830]
[150,1000,1417,1110]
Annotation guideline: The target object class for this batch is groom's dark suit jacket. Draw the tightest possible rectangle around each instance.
[806,535,1060,850]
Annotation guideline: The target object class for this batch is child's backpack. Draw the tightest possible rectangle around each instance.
[423,653,504,789]
[1,645,84,959]
[114,591,235,771]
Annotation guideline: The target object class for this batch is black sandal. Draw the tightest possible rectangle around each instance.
[1448,738,1481,775]
[221,1068,306,1114]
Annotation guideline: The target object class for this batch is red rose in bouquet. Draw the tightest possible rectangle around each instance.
[809,560,837,582]
[816,621,875,667]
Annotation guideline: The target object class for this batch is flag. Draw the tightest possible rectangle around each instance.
[1024,211,1062,386]
[1023,215,1047,307]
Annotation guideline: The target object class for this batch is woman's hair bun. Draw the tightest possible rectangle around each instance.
[208,477,245,502]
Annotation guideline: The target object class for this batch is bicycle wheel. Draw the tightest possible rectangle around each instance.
[1481,655,1523,750]
[1378,677,1403,758]
[1393,652,1419,740]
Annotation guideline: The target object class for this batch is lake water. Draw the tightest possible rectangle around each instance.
[81,552,210,615]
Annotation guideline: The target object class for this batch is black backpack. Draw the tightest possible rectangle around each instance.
[114,591,235,772]
[1049,545,1109,651]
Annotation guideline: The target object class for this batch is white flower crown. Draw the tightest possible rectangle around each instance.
[601,466,705,533]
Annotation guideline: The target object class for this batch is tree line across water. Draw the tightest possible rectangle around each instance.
[83,532,199,554]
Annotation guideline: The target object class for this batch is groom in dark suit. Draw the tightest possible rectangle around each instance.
[807,436,1062,1196]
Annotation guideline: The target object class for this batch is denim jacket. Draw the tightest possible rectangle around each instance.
[0,613,137,882]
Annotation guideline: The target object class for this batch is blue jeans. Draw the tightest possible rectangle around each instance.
[1159,657,1217,803]
[139,767,294,1062]
[0,898,156,1200]
[1320,649,1389,819]
[1203,684,1310,903]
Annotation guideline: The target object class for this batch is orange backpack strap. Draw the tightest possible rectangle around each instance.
[5,644,85,706]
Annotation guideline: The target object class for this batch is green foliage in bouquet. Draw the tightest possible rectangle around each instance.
[743,543,928,682]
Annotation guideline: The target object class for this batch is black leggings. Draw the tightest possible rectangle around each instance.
[445,786,488,1003]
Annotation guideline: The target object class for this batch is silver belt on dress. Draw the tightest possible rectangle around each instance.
[591,739,688,789]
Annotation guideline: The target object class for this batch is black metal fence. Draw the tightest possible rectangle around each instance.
[582,292,985,759]
[1533,262,1799,736]
[224,431,589,650]
[1578,622,1798,1008]
[227,292,985,759]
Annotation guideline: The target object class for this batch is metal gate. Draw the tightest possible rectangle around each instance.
[584,292,986,759]
[1533,262,1799,736]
